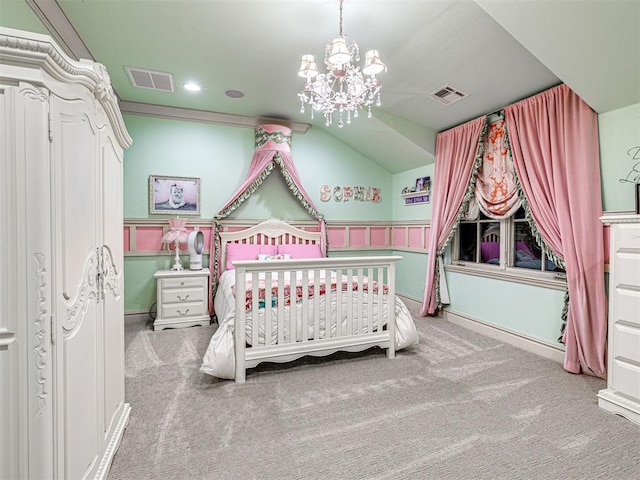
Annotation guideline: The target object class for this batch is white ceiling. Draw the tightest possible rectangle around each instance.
[2,0,638,173]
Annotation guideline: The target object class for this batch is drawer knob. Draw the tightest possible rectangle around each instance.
[180,281,185,286]
[177,294,190,301]
[177,308,190,316]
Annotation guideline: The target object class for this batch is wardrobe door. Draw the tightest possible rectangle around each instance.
[50,93,102,480]
[99,129,126,452]
[1,83,54,480]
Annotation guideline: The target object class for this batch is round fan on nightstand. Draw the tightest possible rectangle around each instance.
[187,230,205,270]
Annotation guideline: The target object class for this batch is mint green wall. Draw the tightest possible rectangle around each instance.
[123,114,393,221]
[390,165,433,304]
[598,102,640,212]
[392,163,435,221]
[393,250,429,302]
[122,114,394,312]
[445,272,566,343]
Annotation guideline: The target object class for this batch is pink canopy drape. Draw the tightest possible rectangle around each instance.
[504,84,606,378]
[420,117,486,315]
[208,124,327,314]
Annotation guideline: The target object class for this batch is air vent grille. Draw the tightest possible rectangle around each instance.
[428,84,468,105]
[125,66,175,92]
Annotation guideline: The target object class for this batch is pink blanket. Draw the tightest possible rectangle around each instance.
[232,276,388,311]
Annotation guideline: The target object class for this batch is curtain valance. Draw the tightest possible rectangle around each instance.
[475,119,520,219]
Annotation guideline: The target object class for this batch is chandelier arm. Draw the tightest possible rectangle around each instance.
[298,0,385,128]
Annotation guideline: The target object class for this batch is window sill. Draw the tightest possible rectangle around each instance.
[445,262,567,290]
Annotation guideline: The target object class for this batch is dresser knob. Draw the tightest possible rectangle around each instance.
[177,294,190,301]
[177,308,190,316]
[180,281,185,286]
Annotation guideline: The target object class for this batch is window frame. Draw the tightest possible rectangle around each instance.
[447,214,567,290]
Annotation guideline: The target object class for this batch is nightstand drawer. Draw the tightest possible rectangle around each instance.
[160,301,206,320]
[154,268,211,331]
[162,276,206,289]
[161,286,205,304]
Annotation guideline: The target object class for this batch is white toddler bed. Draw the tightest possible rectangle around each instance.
[200,219,418,382]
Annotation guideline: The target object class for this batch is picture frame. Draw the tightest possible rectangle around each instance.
[149,175,201,215]
[415,176,431,193]
[636,183,640,214]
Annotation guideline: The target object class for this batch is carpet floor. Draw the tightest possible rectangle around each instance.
[107,315,640,480]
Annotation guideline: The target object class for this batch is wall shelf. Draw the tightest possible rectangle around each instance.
[401,191,430,205]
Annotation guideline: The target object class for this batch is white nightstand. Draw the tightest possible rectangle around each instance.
[153,268,211,331]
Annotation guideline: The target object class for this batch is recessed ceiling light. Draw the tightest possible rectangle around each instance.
[225,89,245,99]
[184,82,201,92]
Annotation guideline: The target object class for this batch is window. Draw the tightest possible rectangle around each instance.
[453,206,565,275]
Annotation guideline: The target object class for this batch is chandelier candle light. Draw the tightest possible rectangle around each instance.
[298,0,386,128]
[161,217,189,271]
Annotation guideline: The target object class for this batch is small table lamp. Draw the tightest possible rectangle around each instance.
[161,217,189,271]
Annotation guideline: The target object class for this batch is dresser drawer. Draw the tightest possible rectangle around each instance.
[161,286,205,304]
[615,288,640,327]
[612,357,640,400]
[160,301,206,320]
[618,223,640,248]
[161,276,206,289]
[613,320,640,363]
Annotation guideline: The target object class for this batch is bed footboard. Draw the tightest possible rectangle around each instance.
[232,256,400,383]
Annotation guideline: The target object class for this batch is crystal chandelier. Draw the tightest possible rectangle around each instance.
[297,0,386,128]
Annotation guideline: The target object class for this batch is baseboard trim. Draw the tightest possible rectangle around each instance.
[397,294,422,316]
[125,311,152,325]
[443,309,565,364]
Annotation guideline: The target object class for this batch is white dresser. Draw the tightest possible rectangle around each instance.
[154,269,211,330]
[598,213,640,426]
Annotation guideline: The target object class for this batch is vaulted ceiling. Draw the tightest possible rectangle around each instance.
[2,0,638,173]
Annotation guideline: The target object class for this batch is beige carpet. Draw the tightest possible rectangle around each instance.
[108,316,640,480]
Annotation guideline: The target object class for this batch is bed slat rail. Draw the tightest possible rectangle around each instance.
[233,256,400,383]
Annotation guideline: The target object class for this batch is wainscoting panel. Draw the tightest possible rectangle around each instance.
[124,218,430,256]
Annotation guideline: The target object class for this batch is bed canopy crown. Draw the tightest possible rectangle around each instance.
[208,124,327,313]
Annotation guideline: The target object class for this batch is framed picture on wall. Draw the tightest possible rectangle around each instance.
[149,175,201,215]
[415,176,431,193]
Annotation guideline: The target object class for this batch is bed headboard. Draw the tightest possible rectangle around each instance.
[219,218,322,272]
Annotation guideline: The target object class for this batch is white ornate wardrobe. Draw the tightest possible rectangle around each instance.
[0,28,132,479]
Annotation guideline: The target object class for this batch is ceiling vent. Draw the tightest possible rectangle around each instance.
[124,66,175,92]
[428,84,468,105]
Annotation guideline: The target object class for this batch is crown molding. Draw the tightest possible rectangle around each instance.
[25,0,93,61]
[0,27,132,149]
[119,101,310,134]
